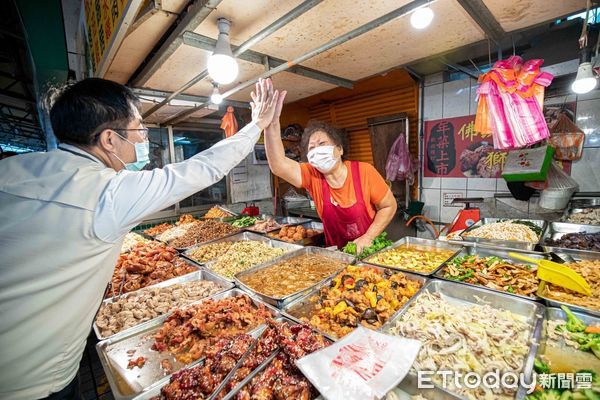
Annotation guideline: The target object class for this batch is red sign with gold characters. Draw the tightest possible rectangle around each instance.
[424,115,507,178]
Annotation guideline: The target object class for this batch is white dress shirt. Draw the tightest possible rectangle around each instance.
[62,122,261,242]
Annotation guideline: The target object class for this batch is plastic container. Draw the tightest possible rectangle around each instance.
[539,188,576,210]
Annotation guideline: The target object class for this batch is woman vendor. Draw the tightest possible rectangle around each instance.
[262,85,397,254]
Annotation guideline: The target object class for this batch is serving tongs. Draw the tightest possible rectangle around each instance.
[509,252,591,296]
[208,327,279,400]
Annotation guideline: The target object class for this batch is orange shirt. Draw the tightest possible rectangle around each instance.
[300,161,390,219]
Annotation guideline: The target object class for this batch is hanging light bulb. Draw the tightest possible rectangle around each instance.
[411,5,434,29]
[207,18,239,85]
[572,62,597,94]
[210,84,223,105]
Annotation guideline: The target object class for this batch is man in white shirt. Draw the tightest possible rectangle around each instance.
[0,77,283,400]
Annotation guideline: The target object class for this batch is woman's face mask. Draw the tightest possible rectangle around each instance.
[111,132,150,171]
[307,145,339,173]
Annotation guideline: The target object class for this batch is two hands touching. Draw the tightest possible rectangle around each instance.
[249,78,287,131]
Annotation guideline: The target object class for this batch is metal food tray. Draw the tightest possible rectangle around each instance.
[132,316,316,400]
[561,206,600,224]
[267,221,325,246]
[381,279,545,400]
[172,227,242,252]
[94,269,234,340]
[96,288,280,400]
[540,221,600,255]
[104,256,202,301]
[200,205,239,220]
[275,216,313,226]
[282,263,428,341]
[537,307,600,372]
[460,218,547,251]
[183,231,300,267]
[536,247,600,317]
[363,237,463,277]
[433,246,548,302]
[235,247,355,308]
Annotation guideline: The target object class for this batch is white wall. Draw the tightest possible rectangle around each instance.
[420,71,600,225]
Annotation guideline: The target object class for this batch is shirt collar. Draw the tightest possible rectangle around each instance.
[58,143,105,165]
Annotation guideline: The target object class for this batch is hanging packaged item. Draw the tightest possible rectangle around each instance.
[385,133,418,185]
[296,327,421,400]
[539,162,579,210]
[475,56,554,150]
[501,145,555,182]
[547,112,585,161]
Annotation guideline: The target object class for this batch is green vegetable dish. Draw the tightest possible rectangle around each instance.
[341,232,393,259]
[231,216,258,228]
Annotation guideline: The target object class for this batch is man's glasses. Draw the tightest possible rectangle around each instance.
[110,128,149,140]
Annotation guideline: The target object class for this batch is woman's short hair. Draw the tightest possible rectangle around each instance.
[300,120,348,161]
[48,78,141,146]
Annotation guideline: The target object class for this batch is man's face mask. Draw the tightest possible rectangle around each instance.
[307,145,338,173]
[112,132,150,171]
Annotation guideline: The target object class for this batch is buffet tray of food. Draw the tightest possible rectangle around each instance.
[540,221,600,254]
[282,263,427,341]
[234,246,355,308]
[200,205,239,220]
[96,288,280,400]
[536,248,600,317]
[433,246,548,301]
[381,279,545,400]
[562,205,600,225]
[459,218,547,250]
[267,221,325,246]
[94,269,234,340]
[363,237,463,276]
[183,231,301,266]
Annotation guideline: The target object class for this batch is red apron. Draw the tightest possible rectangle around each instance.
[320,161,374,248]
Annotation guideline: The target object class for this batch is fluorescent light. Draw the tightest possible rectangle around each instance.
[207,18,239,84]
[571,62,597,94]
[411,6,434,29]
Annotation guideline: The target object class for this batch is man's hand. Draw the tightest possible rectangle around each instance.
[353,235,374,256]
[250,78,280,130]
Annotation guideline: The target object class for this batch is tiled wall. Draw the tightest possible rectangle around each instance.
[420,72,600,225]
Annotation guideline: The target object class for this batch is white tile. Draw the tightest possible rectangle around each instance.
[423,83,443,121]
[421,188,441,222]
[422,177,441,189]
[571,147,600,192]
[466,189,496,199]
[576,88,600,101]
[442,79,470,118]
[496,178,510,192]
[467,178,496,190]
[469,78,479,116]
[424,72,444,87]
[576,98,600,147]
[440,190,466,224]
[441,177,467,189]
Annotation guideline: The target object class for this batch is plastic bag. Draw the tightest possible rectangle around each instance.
[296,327,421,400]
[385,133,417,185]
[539,162,579,210]
[548,113,585,161]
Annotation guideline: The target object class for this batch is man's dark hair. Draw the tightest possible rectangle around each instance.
[300,120,348,161]
[49,78,141,146]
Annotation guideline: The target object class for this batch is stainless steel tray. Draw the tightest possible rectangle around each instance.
[104,256,202,300]
[537,307,600,374]
[275,216,313,226]
[132,316,315,400]
[267,221,325,246]
[363,237,463,277]
[182,231,301,267]
[94,269,234,340]
[381,279,545,400]
[173,228,242,252]
[198,233,303,283]
[282,263,428,341]
[536,248,600,317]
[540,222,600,254]
[200,205,239,220]
[235,246,355,308]
[433,246,548,301]
[96,288,280,400]
[460,218,547,251]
